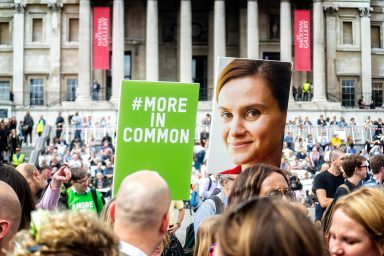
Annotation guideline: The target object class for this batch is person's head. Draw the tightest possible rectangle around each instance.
[0,181,21,255]
[0,165,35,230]
[341,155,368,179]
[72,153,79,161]
[329,149,345,171]
[217,197,324,256]
[194,216,221,256]
[217,174,237,197]
[10,210,119,256]
[15,164,45,198]
[100,197,116,228]
[38,165,52,183]
[112,171,171,256]
[328,187,384,256]
[216,59,292,168]
[70,167,90,193]
[228,164,293,209]
[96,172,104,180]
[370,154,384,175]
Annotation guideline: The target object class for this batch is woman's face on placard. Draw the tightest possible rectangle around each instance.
[218,75,286,168]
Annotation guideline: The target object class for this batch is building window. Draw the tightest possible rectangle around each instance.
[67,79,77,101]
[32,18,43,42]
[0,22,10,45]
[371,25,381,48]
[372,82,383,107]
[30,79,44,105]
[192,56,208,101]
[342,21,353,45]
[0,81,10,101]
[124,51,131,80]
[68,18,79,42]
[341,79,355,107]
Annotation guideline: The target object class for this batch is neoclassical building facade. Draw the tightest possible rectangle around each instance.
[0,0,383,122]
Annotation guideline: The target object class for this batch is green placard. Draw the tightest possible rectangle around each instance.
[113,80,200,200]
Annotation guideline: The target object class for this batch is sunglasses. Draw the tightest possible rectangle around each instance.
[267,189,296,201]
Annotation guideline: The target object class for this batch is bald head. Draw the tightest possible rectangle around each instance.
[0,181,21,253]
[15,163,43,196]
[115,171,171,230]
[15,163,37,179]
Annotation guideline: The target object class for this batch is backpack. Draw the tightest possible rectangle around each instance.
[190,190,198,208]
[183,195,224,255]
[320,184,350,241]
[207,176,212,192]
[90,188,105,213]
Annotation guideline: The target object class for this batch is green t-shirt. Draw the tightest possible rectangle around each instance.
[67,187,104,214]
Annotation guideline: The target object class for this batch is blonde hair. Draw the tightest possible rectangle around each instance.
[217,197,324,256]
[194,216,221,256]
[99,197,116,227]
[10,211,119,256]
[332,187,384,255]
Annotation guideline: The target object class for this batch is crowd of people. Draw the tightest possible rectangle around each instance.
[1,59,384,256]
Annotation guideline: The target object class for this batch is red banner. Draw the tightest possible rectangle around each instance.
[93,7,110,70]
[294,10,311,71]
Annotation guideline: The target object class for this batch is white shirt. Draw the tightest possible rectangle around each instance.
[120,241,148,256]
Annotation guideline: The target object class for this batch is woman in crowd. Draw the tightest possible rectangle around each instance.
[215,197,324,256]
[194,216,220,256]
[328,187,384,256]
[215,59,292,170]
[9,210,119,256]
[228,164,296,209]
[228,163,308,215]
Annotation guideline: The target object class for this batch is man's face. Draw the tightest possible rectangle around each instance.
[73,176,90,193]
[333,153,346,169]
[41,168,52,181]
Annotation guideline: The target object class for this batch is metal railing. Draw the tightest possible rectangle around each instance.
[50,125,117,145]
[35,124,382,147]
[283,125,382,145]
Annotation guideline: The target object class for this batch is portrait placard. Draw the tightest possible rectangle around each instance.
[113,80,200,199]
[207,57,292,173]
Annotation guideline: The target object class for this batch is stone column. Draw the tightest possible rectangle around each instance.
[48,2,62,105]
[12,2,26,106]
[179,0,192,82]
[360,7,372,102]
[214,0,225,76]
[280,0,293,100]
[247,0,258,58]
[77,0,91,102]
[325,6,338,98]
[239,8,247,58]
[110,0,125,104]
[312,0,327,101]
[146,0,159,81]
